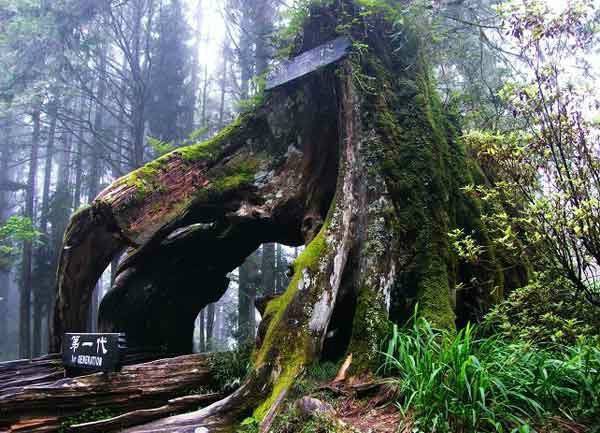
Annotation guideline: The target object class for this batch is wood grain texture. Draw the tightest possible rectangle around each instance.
[0,354,214,433]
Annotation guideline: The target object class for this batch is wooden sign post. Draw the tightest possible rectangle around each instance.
[266,37,351,90]
[63,333,126,374]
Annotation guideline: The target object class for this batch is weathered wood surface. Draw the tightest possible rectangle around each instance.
[0,354,214,433]
[0,355,64,392]
[70,393,222,433]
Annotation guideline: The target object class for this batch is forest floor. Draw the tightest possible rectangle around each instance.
[267,361,406,433]
[337,396,403,433]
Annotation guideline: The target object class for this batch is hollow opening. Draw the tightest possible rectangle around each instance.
[192,243,301,353]
[96,215,313,356]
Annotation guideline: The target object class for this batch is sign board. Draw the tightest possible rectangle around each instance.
[266,37,351,90]
[63,333,126,373]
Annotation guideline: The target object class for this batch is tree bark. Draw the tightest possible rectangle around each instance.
[197,309,205,352]
[218,42,229,129]
[130,0,147,168]
[238,6,253,101]
[32,100,58,357]
[184,0,203,135]
[206,303,215,351]
[88,45,108,333]
[39,101,58,235]
[20,107,41,359]
[46,126,75,353]
[0,139,11,358]
[254,0,273,77]
[262,243,276,296]
[201,64,209,128]
[73,97,85,209]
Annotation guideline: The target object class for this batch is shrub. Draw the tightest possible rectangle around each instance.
[381,318,600,432]
[483,273,600,346]
[305,361,339,382]
[209,342,253,392]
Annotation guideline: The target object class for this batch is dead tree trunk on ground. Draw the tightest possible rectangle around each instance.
[0,354,217,432]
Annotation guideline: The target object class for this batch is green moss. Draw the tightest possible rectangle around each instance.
[418,254,456,329]
[178,114,248,162]
[271,410,355,433]
[254,359,304,421]
[262,231,328,321]
[71,204,92,218]
[347,287,391,371]
[110,115,252,202]
[351,43,507,330]
[371,71,457,328]
[197,156,263,201]
[253,223,330,420]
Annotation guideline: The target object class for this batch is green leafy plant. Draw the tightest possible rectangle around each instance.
[483,273,600,346]
[305,361,339,382]
[209,342,253,392]
[237,416,260,433]
[0,215,41,270]
[147,136,175,157]
[381,315,600,432]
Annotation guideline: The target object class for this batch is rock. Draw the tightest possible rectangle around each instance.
[295,397,334,417]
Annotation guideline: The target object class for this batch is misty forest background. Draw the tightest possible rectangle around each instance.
[0,0,301,361]
[0,0,599,362]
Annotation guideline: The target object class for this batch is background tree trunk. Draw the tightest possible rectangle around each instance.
[206,303,215,351]
[32,99,57,357]
[261,244,274,297]
[0,144,11,357]
[238,261,250,344]
[88,45,108,333]
[19,107,41,359]
[197,309,205,352]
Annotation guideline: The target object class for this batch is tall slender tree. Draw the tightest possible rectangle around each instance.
[19,106,41,358]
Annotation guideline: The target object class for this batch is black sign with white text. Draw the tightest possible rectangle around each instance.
[63,333,126,372]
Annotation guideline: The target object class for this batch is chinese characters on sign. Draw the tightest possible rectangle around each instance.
[265,37,351,90]
[63,333,126,372]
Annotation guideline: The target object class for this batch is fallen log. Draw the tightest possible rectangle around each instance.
[70,393,223,433]
[0,355,64,392]
[0,354,214,433]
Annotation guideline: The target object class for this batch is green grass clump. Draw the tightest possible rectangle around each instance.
[381,317,600,432]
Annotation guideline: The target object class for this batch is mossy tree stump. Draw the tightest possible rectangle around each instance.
[50,1,527,431]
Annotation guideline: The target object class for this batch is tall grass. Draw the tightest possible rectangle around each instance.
[381,318,600,432]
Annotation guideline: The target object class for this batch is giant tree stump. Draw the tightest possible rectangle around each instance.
[48,1,528,431]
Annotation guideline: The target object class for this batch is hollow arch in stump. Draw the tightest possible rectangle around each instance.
[51,1,528,430]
